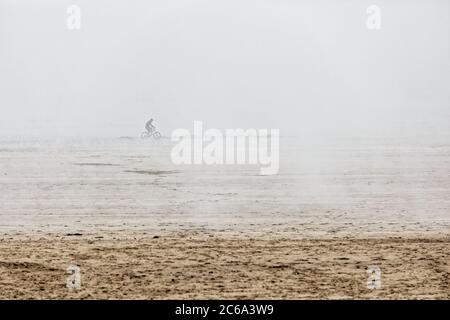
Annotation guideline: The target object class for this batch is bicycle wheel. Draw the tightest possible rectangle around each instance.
[141,131,150,139]
[152,131,162,139]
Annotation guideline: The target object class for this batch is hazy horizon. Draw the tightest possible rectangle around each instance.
[1,0,449,139]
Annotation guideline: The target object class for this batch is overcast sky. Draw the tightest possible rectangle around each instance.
[0,0,449,138]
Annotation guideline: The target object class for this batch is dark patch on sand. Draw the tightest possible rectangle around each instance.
[0,148,39,153]
[0,261,58,271]
[124,170,177,175]
[74,163,120,167]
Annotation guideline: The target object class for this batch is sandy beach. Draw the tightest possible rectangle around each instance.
[0,232,448,299]
[0,138,449,299]
[1,0,449,302]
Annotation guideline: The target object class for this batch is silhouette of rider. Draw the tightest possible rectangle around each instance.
[145,118,156,133]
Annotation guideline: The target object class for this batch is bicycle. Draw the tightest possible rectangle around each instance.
[141,129,162,139]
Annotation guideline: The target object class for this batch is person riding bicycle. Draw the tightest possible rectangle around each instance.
[141,118,161,139]
[145,118,156,134]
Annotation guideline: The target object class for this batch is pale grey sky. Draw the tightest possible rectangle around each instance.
[0,0,449,138]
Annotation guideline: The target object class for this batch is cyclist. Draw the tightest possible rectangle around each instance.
[145,118,156,134]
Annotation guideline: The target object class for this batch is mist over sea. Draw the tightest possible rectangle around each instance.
[1,125,449,238]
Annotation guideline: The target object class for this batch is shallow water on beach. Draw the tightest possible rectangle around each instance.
[0,135,449,237]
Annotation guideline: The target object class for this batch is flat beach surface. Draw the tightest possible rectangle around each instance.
[0,137,449,299]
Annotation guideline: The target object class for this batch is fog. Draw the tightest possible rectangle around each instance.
[0,0,449,139]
